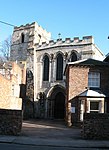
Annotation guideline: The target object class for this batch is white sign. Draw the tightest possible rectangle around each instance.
[71,107,75,113]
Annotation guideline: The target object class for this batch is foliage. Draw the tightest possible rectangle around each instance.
[0,35,12,61]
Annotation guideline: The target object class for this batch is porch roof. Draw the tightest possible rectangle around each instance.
[78,89,106,98]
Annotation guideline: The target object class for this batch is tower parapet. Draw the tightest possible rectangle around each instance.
[10,22,51,62]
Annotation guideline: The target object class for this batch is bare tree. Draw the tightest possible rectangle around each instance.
[0,35,11,61]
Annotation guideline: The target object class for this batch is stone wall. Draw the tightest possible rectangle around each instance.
[82,113,109,140]
[0,109,22,135]
[23,74,34,119]
[0,96,22,110]
[0,74,11,99]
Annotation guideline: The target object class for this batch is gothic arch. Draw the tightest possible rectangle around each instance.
[69,50,78,62]
[47,84,65,99]
[40,53,50,62]
[26,69,33,80]
[55,51,64,59]
[47,84,66,119]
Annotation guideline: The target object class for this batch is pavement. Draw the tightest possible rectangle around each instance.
[0,119,109,149]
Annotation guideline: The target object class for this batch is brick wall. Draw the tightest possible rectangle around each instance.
[68,66,89,100]
[82,113,109,140]
[67,65,109,101]
[66,64,109,126]
[0,109,22,135]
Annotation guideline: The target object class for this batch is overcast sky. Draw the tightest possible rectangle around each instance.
[0,0,109,55]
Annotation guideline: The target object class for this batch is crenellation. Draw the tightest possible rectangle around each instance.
[65,38,71,43]
[14,22,51,39]
[49,40,55,46]
[25,23,31,27]
[35,43,40,48]
[35,36,95,49]
[57,38,63,44]
[83,36,94,44]
[14,23,34,30]
[42,41,48,47]
[73,37,79,42]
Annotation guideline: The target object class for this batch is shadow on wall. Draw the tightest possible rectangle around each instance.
[22,70,34,119]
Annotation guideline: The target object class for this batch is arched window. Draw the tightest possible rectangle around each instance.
[43,55,49,81]
[56,53,63,80]
[27,70,33,80]
[71,52,77,62]
[21,33,25,43]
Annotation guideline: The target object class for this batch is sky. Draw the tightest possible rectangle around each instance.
[0,0,109,56]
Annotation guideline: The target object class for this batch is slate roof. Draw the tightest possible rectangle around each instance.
[104,53,109,62]
[67,58,109,66]
[78,89,106,98]
[64,58,109,75]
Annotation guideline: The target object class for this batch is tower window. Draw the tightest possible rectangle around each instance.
[21,33,25,43]
[43,55,49,81]
[56,53,63,80]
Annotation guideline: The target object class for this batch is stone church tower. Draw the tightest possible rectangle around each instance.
[10,22,51,118]
[10,22,104,119]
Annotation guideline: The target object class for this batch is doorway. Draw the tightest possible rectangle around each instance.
[54,92,65,119]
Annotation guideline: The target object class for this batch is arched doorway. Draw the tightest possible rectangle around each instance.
[47,85,65,119]
[54,92,65,119]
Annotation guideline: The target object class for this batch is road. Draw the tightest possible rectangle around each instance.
[0,143,103,150]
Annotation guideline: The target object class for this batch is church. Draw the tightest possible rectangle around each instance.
[10,22,104,120]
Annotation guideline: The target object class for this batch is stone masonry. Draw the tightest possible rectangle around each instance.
[82,113,109,140]
[0,109,22,135]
